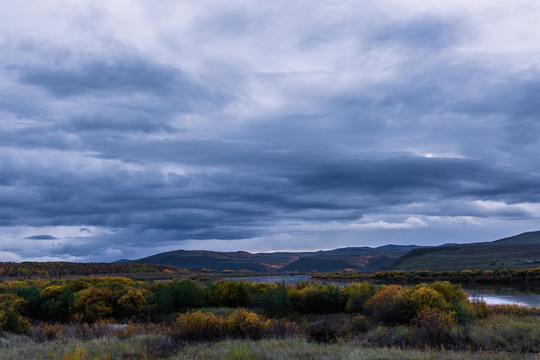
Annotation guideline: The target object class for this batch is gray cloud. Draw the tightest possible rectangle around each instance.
[24,235,58,240]
[1,1,540,261]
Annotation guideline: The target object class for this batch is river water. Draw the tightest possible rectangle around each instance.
[224,275,540,307]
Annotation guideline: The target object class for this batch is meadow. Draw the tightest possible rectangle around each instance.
[0,276,539,359]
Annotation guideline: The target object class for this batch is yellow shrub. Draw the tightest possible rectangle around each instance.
[117,289,150,319]
[405,287,447,319]
[412,308,455,346]
[365,285,406,324]
[0,293,30,333]
[175,310,223,341]
[73,287,113,323]
[223,308,269,339]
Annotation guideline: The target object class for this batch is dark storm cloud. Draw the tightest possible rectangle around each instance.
[20,58,193,97]
[13,56,233,116]
[1,1,540,261]
[65,116,177,134]
[24,235,58,240]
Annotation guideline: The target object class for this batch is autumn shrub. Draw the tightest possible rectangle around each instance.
[223,308,270,339]
[364,285,406,324]
[3,283,41,319]
[175,310,224,341]
[209,281,251,308]
[304,313,355,343]
[43,323,63,341]
[117,289,152,320]
[265,317,298,339]
[469,300,491,319]
[429,281,467,302]
[351,314,371,333]
[0,293,30,334]
[411,308,455,346]
[343,282,378,314]
[363,325,411,347]
[289,284,344,314]
[73,287,114,323]
[403,286,447,321]
[40,285,74,322]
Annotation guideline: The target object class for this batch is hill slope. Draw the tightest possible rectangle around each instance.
[389,231,540,271]
[121,245,420,272]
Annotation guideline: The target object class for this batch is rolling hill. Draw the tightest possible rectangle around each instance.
[389,231,540,271]
[119,245,420,272]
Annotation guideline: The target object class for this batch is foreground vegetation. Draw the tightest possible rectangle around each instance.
[2,336,538,360]
[1,276,538,358]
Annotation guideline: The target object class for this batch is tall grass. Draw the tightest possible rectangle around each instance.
[177,339,539,360]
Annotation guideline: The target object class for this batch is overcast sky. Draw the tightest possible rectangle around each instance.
[1,1,540,262]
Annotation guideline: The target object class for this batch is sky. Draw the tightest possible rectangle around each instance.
[1,1,540,262]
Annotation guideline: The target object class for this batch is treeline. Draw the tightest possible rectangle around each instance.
[312,267,540,285]
[0,262,190,279]
[2,277,539,353]
[0,276,519,333]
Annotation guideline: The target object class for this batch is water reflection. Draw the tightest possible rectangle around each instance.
[466,288,540,307]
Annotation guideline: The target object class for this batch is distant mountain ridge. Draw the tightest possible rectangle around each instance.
[117,231,540,272]
[118,244,420,272]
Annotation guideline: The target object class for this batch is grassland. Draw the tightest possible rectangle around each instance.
[1,275,539,359]
[2,337,538,360]
[1,315,538,360]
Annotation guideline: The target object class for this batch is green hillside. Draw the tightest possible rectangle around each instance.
[389,231,540,271]
[123,245,420,272]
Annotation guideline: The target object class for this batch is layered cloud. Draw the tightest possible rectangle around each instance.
[1,1,540,261]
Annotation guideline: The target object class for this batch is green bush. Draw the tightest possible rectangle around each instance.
[210,281,251,308]
[154,282,174,316]
[289,284,344,314]
[343,282,378,314]
[4,284,41,319]
[40,285,74,322]
[252,282,291,317]
[170,279,206,311]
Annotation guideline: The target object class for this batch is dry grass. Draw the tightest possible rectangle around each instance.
[176,339,539,360]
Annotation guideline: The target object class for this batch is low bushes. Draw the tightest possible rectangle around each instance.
[2,275,538,354]
[0,277,473,325]
[175,310,223,341]
[174,308,294,341]
[411,308,455,346]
